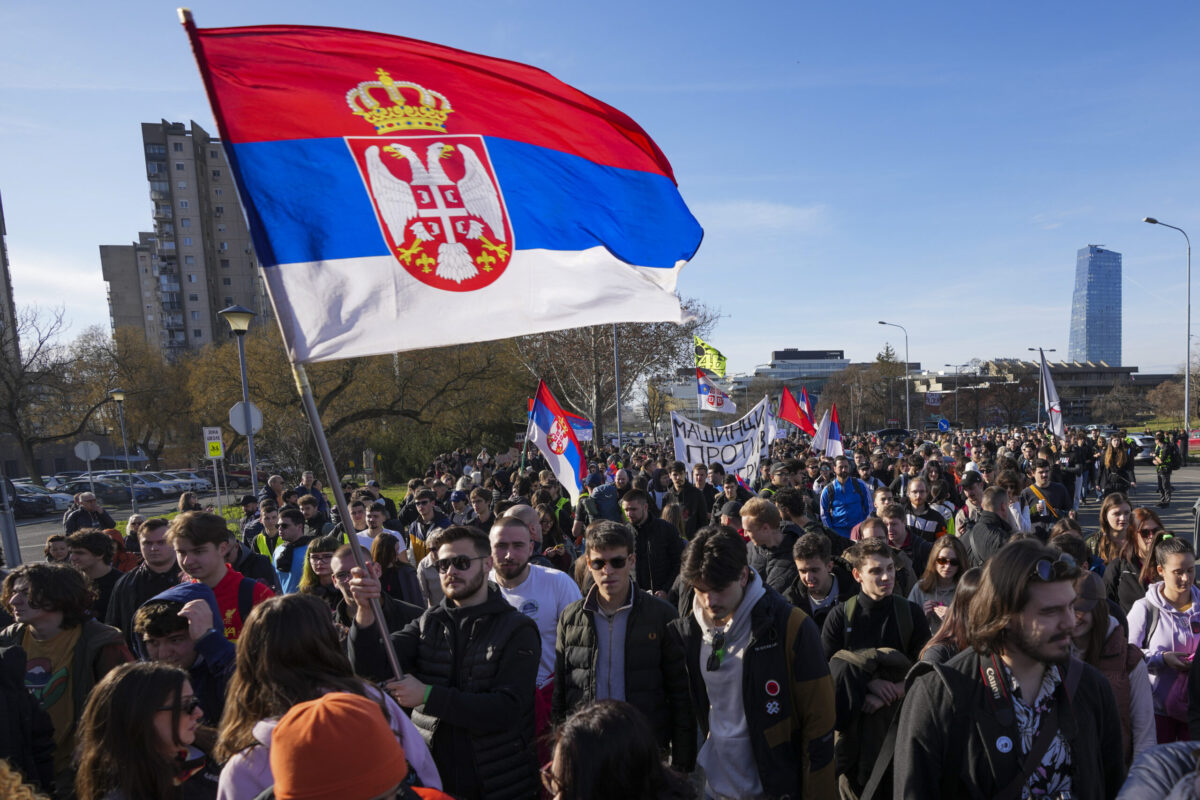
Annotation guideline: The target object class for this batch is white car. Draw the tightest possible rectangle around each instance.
[125,472,182,498]
[164,470,214,492]
[146,471,196,494]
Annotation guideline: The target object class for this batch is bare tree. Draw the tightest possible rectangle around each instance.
[512,299,718,444]
[0,308,111,484]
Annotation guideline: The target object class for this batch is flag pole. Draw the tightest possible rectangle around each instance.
[520,401,532,472]
[291,363,404,681]
[612,324,623,451]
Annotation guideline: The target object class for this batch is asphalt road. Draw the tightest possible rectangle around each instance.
[9,490,230,566]
[8,465,1200,566]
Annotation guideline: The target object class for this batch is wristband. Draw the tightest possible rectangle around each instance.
[422,685,432,705]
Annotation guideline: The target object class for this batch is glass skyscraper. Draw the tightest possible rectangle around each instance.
[1068,245,1122,365]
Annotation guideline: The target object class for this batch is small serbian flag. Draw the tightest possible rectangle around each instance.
[800,387,816,425]
[827,403,845,457]
[696,369,737,414]
[181,15,702,363]
[526,381,585,505]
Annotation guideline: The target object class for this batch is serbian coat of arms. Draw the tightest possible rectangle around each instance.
[345,70,513,292]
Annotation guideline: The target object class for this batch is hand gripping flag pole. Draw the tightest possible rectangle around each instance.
[292,363,405,680]
[180,9,404,680]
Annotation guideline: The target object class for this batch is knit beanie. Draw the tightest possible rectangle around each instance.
[270,693,406,800]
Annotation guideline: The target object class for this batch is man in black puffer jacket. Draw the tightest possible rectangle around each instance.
[348,525,540,800]
[553,521,695,769]
[962,486,1014,568]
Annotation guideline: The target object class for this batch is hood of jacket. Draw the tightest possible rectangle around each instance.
[131,582,222,660]
[1144,581,1200,616]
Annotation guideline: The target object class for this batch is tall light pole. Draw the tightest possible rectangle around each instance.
[944,363,968,424]
[218,305,260,499]
[1027,347,1056,427]
[1144,218,1192,442]
[879,321,910,430]
[109,389,137,513]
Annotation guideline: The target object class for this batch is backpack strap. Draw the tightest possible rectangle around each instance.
[843,595,859,648]
[1141,605,1160,650]
[783,606,805,716]
[893,596,913,654]
[238,578,256,628]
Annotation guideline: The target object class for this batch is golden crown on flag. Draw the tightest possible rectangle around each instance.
[346,69,453,134]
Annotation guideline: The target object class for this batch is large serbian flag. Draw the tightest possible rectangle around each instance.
[181,15,703,363]
[526,381,586,505]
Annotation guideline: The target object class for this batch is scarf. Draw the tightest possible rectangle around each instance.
[275,534,316,572]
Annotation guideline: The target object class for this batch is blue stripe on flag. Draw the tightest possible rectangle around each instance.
[230,137,702,269]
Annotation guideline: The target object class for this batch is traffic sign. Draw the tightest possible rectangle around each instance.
[203,427,224,460]
[74,440,101,462]
[229,401,263,436]
[938,418,950,432]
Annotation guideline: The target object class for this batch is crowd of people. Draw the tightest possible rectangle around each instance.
[1,424,1199,798]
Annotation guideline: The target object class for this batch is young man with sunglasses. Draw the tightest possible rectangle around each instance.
[669,526,836,800]
[552,520,696,771]
[348,525,541,800]
[894,540,1124,799]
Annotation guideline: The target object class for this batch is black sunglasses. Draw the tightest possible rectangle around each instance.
[435,555,487,574]
[706,631,726,672]
[1031,553,1077,582]
[588,555,628,571]
[159,695,202,714]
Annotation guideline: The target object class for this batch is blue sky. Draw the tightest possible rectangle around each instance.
[2,1,1198,375]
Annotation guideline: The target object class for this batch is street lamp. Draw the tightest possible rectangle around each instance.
[218,304,260,499]
[879,321,910,430]
[109,388,137,513]
[944,363,969,424]
[1027,348,1056,427]
[1144,217,1192,441]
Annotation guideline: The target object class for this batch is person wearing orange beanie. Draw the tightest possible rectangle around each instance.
[268,692,452,800]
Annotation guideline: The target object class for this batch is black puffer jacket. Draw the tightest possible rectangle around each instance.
[552,584,695,768]
[748,528,800,594]
[349,586,540,800]
[961,510,1012,568]
[630,517,684,594]
[1103,557,1148,615]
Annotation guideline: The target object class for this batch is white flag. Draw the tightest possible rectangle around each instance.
[739,395,776,484]
[809,409,831,453]
[1038,349,1065,439]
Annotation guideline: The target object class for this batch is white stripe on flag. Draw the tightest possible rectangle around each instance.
[265,247,686,363]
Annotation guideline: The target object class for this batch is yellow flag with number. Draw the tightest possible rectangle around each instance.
[694,335,726,377]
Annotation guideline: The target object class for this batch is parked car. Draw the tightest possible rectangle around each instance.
[144,472,194,494]
[14,483,73,512]
[226,467,268,489]
[59,480,153,506]
[16,493,54,518]
[6,478,54,518]
[1128,434,1156,464]
[120,473,182,499]
[164,470,214,492]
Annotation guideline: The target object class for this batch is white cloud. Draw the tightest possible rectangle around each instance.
[692,200,829,235]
